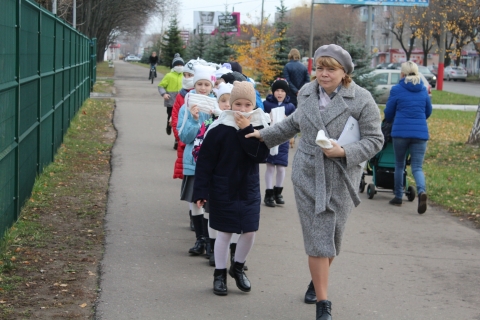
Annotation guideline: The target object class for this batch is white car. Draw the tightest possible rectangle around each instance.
[370,69,431,104]
[444,66,467,82]
[124,55,141,62]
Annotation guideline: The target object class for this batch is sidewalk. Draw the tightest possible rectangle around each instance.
[96,61,480,320]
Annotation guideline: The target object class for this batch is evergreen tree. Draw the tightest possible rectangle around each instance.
[160,16,185,67]
[204,32,235,64]
[337,34,378,100]
[274,0,291,78]
[186,27,210,60]
[204,10,236,63]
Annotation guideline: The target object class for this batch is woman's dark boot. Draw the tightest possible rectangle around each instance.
[188,215,205,255]
[209,239,216,266]
[213,269,227,296]
[203,217,211,258]
[304,280,316,304]
[316,300,332,320]
[273,186,285,205]
[264,189,275,207]
[230,243,247,270]
[229,261,251,292]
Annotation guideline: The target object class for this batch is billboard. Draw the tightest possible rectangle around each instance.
[313,0,428,6]
[194,11,241,36]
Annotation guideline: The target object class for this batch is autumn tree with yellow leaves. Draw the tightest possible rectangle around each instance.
[231,23,279,86]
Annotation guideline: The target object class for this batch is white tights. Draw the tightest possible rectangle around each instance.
[265,163,286,189]
[214,231,256,269]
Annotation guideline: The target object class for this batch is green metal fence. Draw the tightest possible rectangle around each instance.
[0,0,96,236]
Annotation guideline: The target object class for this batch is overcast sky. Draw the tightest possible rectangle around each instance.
[147,0,306,33]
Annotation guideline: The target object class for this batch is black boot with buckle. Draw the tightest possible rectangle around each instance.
[273,186,285,205]
[213,269,227,296]
[229,261,251,292]
[316,300,332,320]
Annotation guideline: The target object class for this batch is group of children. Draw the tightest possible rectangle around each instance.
[157,53,296,296]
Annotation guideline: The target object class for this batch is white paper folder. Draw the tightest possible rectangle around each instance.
[337,116,360,146]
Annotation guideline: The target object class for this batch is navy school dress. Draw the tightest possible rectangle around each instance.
[263,94,296,167]
[193,124,270,234]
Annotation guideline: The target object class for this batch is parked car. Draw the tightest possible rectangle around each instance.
[370,69,431,104]
[444,66,467,82]
[427,65,438,76]
[418,65,437,88]
[376,62,390,69]
[124,55,141,62]
[387,62,402,70]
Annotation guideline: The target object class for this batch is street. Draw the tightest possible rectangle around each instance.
[438,81,480,97]
[96,61,480,320]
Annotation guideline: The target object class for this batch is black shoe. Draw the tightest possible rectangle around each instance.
[229,261,251,292]
[213,269,228,296]
[174,140,178,150]
[304,280,316,304]
[316,300,332,320]
[273,186,285,205]
[418,192,427,214]
[189,210,194,231]
[264,189,275,207]
[389,197,402,206]
[188,238,206,255]
[166,124,172,135]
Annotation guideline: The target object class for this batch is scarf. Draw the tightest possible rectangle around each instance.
[204,109,271,138]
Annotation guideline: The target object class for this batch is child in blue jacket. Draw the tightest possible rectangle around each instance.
[262,78,296,207]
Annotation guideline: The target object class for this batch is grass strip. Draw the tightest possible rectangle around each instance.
[0,98,115,318]
[431,90,479,105]
[96,61,115,78]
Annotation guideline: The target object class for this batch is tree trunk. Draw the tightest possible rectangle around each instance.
[467,105,480,145]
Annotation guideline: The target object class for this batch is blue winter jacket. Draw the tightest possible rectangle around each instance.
[263,94,296,166]
[384,78,432,140]
[177,90,214,176]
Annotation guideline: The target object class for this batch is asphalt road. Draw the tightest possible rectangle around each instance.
[437,81,480,97]
[96,61,480,320]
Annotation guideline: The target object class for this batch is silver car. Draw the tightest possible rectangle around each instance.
[370,69,431,104]
[124,55,141,62]
[443,66,467,82]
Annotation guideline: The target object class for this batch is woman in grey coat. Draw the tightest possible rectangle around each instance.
[247,44,383,320]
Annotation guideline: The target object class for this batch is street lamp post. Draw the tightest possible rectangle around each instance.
[308,0,315,74]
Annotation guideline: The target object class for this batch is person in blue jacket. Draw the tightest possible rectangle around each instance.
[262,78,296,207]
[177,64,217,255]
[384,61,432,214]
[193,81,270,296]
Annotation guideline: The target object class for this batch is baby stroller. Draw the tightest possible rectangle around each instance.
[359,122,416,201]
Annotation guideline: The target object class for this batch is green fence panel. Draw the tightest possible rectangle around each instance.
[0,0,96,237]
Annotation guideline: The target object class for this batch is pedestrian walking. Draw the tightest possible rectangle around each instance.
[262,78,296,207]
[283,48,310,107]
[384,61,432,214]
[246,44,384,320]
[193,81,270,296]
[177,64,217,256]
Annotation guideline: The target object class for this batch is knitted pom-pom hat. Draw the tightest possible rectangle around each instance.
[172,53,184,67]
[214,82,234,101]
[229,81,256,106]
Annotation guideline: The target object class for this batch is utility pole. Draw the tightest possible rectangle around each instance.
[73,0,76,28]
[366,6,372,57]
[437,13,447,91]
[308,0,315,74]
[52,0,57,14]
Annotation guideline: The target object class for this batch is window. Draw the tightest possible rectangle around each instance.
[374,73,388,85]
[391,73,401,85]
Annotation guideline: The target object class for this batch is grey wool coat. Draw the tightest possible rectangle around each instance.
[260,80,384,257]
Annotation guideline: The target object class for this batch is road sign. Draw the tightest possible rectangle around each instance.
[313,0,428,6]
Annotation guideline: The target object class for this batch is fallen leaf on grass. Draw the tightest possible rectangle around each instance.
[80,303,87,308]
[60,284,68,287]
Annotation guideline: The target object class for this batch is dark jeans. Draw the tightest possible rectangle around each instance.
[392,138,427,199]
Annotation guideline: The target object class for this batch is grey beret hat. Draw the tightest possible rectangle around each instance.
[314,44,354,74]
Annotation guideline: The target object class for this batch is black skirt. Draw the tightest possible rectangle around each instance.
[180,175,195,202]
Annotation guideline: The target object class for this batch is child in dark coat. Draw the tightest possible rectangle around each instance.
[262,78,296,207]
[193,81,270,296]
